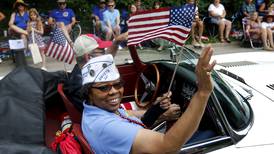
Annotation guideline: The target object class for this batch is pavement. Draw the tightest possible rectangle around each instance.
[0,41,262,78]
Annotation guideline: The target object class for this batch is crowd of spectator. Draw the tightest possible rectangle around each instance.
[2,0,274,66]
[90,0,274,51]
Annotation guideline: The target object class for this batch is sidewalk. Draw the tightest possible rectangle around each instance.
[0,41,261,78]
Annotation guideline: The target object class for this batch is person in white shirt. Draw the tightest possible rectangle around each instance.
[208,0,232,43]
[261,14,274,50]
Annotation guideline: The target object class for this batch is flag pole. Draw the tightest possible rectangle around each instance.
[167,50,182,93]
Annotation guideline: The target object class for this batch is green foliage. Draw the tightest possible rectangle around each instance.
[67,0,91,33]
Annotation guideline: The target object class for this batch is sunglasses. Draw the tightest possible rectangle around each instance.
[58,2,66,5]
[91,81,124,92]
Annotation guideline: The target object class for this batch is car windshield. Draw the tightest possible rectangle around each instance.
[137,44,252,131]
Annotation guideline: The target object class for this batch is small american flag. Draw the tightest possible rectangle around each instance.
[45,28,74,64]
[128,4,195,46]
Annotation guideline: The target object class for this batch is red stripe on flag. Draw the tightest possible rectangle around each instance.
[129,26,189,36]
[45,42,54,56]
[68,49,74,64]
[67,48,74,64]
[128,22,169,29]
[53,45,61,58]
[128,31,186,46]
[128,26,189,44]
[64,47,72,63]
[56,45,65,60]
[58,44,68,61]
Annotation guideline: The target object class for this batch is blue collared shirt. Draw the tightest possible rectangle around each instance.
[49,8,75,25]
[102,9,120,28]
[82,101,143,154]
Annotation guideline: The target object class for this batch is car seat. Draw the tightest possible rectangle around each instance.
[57,83,93,154]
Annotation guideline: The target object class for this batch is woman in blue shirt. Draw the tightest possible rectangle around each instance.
[81,45,216,153]
[8,0,29,49]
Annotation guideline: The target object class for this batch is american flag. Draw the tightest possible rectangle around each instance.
[128,4,195,46]
[45,28,74,64]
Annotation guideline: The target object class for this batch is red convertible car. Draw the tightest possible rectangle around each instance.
[0,43,273,153]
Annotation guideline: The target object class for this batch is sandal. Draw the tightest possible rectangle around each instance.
[219,38,225,43]
[263,46,273,51]
[225,38,231,43]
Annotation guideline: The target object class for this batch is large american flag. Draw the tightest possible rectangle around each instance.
[45,28,74,64]
[128,4,195,46]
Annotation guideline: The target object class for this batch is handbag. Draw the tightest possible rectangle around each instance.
[28,29,42,64]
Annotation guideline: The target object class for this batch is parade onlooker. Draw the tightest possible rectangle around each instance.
[187,0,204,48]
[8,0,29,50]
[208,0,232,43]
[135,0,146,11]
[102,0,120,41]
[241,0,256,18]
[0,11,5,63]
[255,0,265,10]
[48,0,76,45]
[246,12,274,50]
[27,8,47,70]
[91,0,107,36]
[261,13,274,29]
[126,4,137,29]
[119,3,129,34]
[0,11,5,22]
[125,4,143,49]
[261,13,274,50]
[258,0,272,16]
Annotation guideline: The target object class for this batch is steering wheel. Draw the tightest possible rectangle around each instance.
[134,64,160,108]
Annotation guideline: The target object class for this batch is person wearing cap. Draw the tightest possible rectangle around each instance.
[91,0,107,36]
[8,0,29,49]
[261,13,274,29]
[81,46,216,153]
[64,33,181,127]
[48,0,76,45]
[63,33,127,111]
[102,0,120,40]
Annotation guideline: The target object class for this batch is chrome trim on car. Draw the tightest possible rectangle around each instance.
[181,136,232,153]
